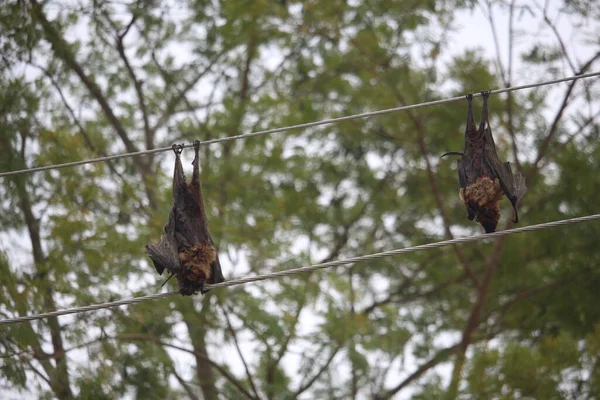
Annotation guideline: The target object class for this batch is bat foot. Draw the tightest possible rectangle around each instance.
[192,140,200,165]
[481,90,491,98]
[199,286,211,295]
[172,143,184,155]
[179,287,197,296]
[466,93,473,101]
[178,284,209,296]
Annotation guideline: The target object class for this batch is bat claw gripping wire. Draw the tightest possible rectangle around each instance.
[466,93,473,101]
[172,144,184,155]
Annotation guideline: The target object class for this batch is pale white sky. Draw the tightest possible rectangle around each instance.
[2,1,598,399]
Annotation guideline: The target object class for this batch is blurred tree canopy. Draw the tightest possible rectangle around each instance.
[1,0,599,399]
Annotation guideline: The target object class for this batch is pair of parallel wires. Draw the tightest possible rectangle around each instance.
[1,71,599,327]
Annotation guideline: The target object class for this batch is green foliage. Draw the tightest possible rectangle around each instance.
[0,0,599,399]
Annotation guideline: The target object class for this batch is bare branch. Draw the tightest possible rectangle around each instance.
[446,232,507,398]
[26,360,52,387]
[492,271,586,316]
[29,0,158,209]
[531,51,600,171]
[37,64,126,180]
[116,333,258,400]
[151,49,228,134]
[30,0,139,157]
[539,2,576,73]
[538,108,600,170]
[221,305,261,399]
[360,252,446,315]
[378,345,459,399]
[482,0,508,85]
[505,0,521,170]
[398,101,480,288]
[294,346,341,397]
[110,12,154,151]
[171,367,201,400]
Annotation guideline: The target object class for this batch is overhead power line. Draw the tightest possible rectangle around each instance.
[1,71,599,178]
[0,213,598,327]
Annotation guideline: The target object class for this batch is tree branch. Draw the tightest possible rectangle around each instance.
[171,366,200,400]
[221,305,261,399]
[30,0,139,157]
[445,233,506,399]
[378,345,459,399]
[492,271,586,317]
[360,253,446,315]
[4,134,74,399]
[538,108,600,170]
[294,346,341,397]
[111,12,154,151]
[116,333,257,400]
[395,96,479,288]
[540,2,576,73]
[29,0,158,209]
[482,0,508,84]
[151,48,228,134]
[181,302,219,400]
[37,64,126,180]
[531,51,600,172]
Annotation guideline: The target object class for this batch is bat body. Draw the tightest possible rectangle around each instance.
[146,141,225,295]
[442,92,527,233]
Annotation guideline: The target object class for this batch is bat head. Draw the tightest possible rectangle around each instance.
[461,177,503,233]
[480,218,498,234]
[178,243,217,295]
[475,204,500,233]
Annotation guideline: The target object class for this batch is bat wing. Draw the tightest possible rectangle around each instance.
[493,161,527,222]
[211,257,225,284]
[479,91,527,223]
[172,141,211,246]
[457,157,476,220]
[146,148,186,276]
[146,212,180,275]
[483,128,527,222]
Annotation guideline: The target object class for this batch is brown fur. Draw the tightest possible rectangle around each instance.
[178,243,216,295]
[463,176,503,207]
[463,177,504,232]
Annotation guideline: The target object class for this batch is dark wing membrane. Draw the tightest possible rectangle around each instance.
[172,198,212,249]
[482,130,527,222]
[172,156,211,246]
[457,157,476,220]
[496,162,527,222]
[211,257,225,284]
[457,158,467,189]
[146,217,180,275]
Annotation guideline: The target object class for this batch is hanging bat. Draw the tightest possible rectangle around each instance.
[441,91,527,233]
[146,141,225,295]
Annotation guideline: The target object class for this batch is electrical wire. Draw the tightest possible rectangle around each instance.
[1,71,599,178]
[1,213,598,327]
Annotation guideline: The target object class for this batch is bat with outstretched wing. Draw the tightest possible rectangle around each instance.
[441,91,527,233]
[146,141,225,295]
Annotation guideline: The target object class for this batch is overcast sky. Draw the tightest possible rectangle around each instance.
[3,1,598,399]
